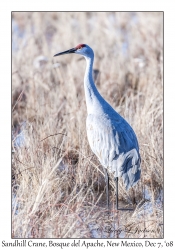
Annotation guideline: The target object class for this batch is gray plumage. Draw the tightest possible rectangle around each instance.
[54,44,141,208]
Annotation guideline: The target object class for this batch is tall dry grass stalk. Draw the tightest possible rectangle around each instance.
[12,12,163,238]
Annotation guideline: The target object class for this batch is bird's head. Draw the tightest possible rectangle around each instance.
[54,44,94,59]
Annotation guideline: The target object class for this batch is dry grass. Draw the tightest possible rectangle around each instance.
[12,12,163,238]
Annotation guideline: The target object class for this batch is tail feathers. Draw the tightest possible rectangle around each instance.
[122,162,141,190]
[119,149,141,190]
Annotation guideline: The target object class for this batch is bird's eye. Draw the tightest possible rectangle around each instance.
[78,47,82,50]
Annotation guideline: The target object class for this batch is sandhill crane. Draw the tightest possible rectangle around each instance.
[54,44,141,210]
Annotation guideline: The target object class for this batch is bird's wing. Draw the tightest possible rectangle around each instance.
[86,114,141,189]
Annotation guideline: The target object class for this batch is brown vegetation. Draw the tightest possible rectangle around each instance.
[12,12,163,238]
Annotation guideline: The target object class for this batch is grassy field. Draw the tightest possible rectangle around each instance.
[12,12,163,238]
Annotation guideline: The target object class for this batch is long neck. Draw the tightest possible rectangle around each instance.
[84,56,103,114]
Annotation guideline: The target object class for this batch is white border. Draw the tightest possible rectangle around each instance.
[0,0,175,248]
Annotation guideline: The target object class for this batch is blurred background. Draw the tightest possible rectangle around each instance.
[12,12,163,238]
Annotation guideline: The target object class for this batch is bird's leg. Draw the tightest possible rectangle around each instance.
[114,177,118,210]
[103,167,109,210]
[114,178,133,211]
[131,187,136,205]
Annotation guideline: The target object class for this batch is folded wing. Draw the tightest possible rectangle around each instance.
[86,114,141,190]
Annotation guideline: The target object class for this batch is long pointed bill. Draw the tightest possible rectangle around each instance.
[54,48,76,57]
